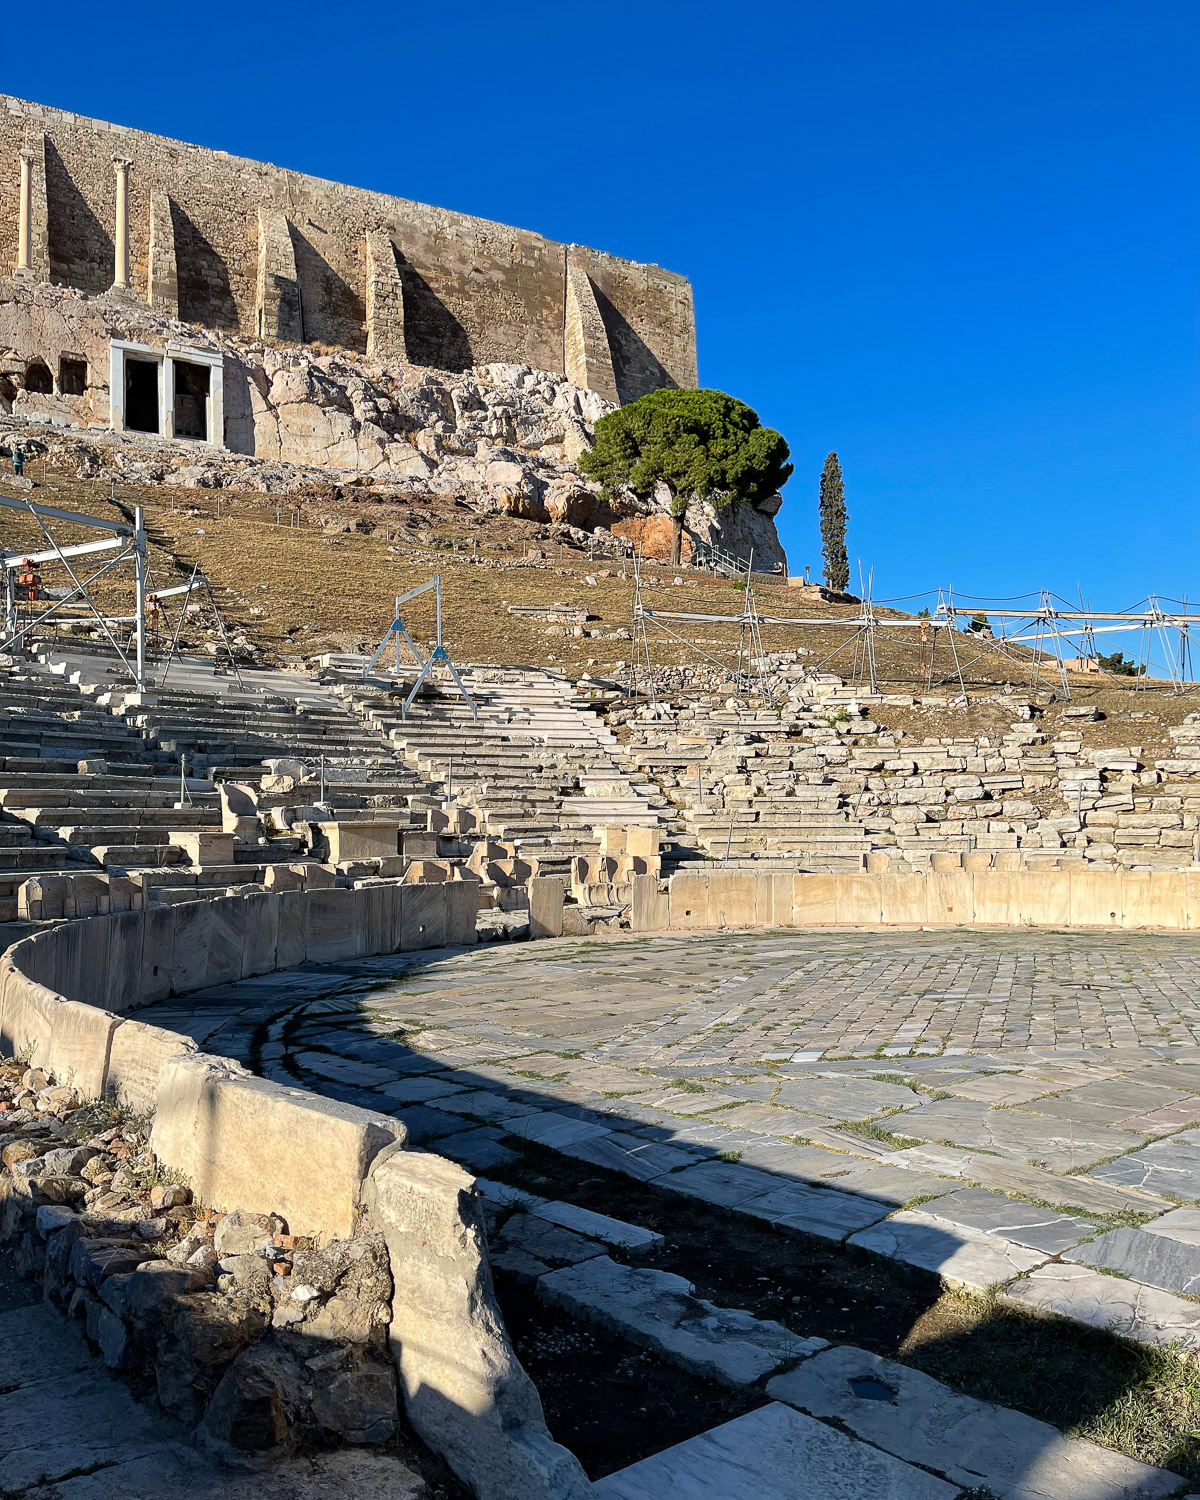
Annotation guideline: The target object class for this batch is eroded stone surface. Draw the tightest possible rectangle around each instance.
[1064,1224,1200,1296]
[767,1344,1180,1499]
[848,1210,1048,1290]
[1001,1263,1200,1354]
[916,1187,1096,1254]
[593,1401,960,1500]
[537,1256,824,1387]
[1088,1132,1200,1200]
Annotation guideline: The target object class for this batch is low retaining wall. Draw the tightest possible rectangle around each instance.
[0,880,478,1235]
[0,879,590,1498]
[631,867,1200,932]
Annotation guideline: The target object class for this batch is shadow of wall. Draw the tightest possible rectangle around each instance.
[592,284,678,405]
[401,263,473,372]
[172,199,240,332]
[45,139,111,296]
[292,224,367,353]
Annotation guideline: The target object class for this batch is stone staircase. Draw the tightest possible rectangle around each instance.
[333,666,665,875]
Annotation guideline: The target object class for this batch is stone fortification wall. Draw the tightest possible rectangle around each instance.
[0,880,591,1498]
[0,94,695,402]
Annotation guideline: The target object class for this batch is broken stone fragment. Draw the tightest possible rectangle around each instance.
[310,1361,399,1444]
[214,1208,276,1257]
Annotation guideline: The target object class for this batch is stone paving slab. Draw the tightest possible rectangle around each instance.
[1064,1223,1200,1296]
[1002,1263,1200,1355]
[740,1183,891,1242]
[715,1102,837,1136]
[538,1257,825,1388]
[888,1145,1173,1217]
[767,1344,1181,1499]
[820,1162,955,1208]
[772,1076,923,1120]
[593,1400,961,1500]
[1089,1131,1200,1200]
[848,1210,1049,1291]
[555,1132,696,1181]
[916,1187,1097,1254]
[646,1090,740,1116]
[890,1098,1142,1172]
[505,1111,613,1149]
[532,1200,664,1253]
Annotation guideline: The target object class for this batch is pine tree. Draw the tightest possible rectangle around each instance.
[819,451,848,592]
[580,389,792,567]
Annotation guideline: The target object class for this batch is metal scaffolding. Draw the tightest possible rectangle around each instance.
[362,574,477,721]
[624,567,1200,702]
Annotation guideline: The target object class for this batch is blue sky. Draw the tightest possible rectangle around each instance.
[5,0,1197,617]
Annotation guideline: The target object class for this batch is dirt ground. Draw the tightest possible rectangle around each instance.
[4,465,1200,736]
[494,1142,1200,1483]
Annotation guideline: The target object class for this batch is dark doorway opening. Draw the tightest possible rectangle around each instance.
[59,357,87,396]
[24,360,52,395]
[173,361,209,440]
[125,359,159,434]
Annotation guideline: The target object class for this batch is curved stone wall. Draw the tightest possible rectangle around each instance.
[631,867,1200,932]
[0,880,591,1499]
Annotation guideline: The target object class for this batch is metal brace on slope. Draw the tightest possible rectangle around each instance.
[362,574,477,721]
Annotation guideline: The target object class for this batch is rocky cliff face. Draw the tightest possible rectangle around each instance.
[0,281,787,569]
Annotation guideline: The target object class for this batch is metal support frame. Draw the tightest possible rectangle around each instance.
[0,493,147,690]
[362,574,477,722]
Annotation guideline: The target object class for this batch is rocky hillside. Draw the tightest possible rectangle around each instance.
[0,282,787,569]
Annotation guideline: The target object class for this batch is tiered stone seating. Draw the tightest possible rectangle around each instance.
[336,667,665,875]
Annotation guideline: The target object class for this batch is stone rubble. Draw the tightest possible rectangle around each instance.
[0,1058,402,1459]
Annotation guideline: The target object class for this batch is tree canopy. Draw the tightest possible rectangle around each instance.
[579,388,792,564]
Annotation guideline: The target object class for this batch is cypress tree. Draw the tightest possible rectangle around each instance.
[819,451,848,592]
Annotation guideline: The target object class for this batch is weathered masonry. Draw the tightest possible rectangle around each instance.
[0,94,696,407]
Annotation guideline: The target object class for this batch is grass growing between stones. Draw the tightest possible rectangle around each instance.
[833,1117,918,1149]
[900,1290,1200,1482]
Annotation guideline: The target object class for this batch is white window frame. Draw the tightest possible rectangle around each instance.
[109,338,225,448]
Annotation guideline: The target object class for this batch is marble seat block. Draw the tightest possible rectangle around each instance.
[204,897,246,986]
[167,899,212,994]
[768,1345,1179,1499]
[1002,1262,1200,1356]
[105,1017,196,1113]
[152,1051,404,1240]
[103,910,145,1016]
[594,1401,959,1500]
[238,891,279,978]
[305,887,362,963]
[444,878,479,946]
[400,882,448,951]
[323,821,401,862]
[172,830,235,865]
[528,876,565,940]
[849,1209,1048,1291]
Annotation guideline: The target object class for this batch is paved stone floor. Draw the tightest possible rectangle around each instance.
[151,928,1200,1070]
[140,928,1200,1376]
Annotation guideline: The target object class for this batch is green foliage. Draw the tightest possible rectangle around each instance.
[1097,650,1146,677]
[819,451,849,592]
[966,612,991,634]
[579,388,792,523]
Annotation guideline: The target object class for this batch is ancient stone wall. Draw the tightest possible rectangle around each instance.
[0,95,695,400]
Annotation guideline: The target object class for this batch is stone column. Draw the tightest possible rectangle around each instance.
[14,149,33,275]
[111,156,132,291]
